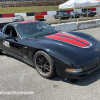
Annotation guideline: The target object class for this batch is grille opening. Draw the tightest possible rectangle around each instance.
[83,64,99,71]
[79,74,87,77]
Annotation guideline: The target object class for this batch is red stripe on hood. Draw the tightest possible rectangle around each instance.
[45,35,88,47]
[56,33,89,45]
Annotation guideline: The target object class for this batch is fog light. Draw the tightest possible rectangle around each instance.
[65,68,82,73]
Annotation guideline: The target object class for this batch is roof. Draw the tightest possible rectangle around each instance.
[8,20,38,26]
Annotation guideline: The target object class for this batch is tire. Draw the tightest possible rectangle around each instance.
[0,49,4,55]
[66,17,69,19]
[58,17,61,20]
[22,18,24,21]
[0,50,2,55]
[33,51,55,78]
[55,16,57,19]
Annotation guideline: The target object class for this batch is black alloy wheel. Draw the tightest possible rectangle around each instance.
[33,51,55,78]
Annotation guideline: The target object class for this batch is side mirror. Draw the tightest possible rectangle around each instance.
[5,35,17,42]
[5,35,13,39]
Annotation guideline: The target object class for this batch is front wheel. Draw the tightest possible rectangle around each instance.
[22,18,24,21]
[33,51,55,78]
[0,49,5,55]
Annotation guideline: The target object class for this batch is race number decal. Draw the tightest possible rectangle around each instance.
[3,41,10,48]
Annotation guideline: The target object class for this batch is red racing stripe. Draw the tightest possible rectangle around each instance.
[21,20,37,23]
[45,35,88,47]
[55,33,89,45]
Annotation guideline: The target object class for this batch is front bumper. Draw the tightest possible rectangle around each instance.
[61,16,69,18]
[64,65,100,79]
[55,57,100,79]
[55,59,100,79]
[35,18,44,21]
[12,19,19,22]
[54,40,100,79]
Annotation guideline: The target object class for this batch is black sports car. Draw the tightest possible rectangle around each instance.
[0,20,100,79]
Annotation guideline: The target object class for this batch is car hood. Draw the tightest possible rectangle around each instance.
[28,32,97,58]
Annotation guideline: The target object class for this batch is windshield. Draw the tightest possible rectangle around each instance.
[17,22,58,39]
[85,10,93,13]
[71,11,78,14]
[15,15,21,17]
[59,12,68,15]
[74,11,78,14]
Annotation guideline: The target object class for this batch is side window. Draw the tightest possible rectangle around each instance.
[4,26,11,35]
[4,26,17,38]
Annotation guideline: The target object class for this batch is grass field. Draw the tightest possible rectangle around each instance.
[0,5,97,14]
[0,6,59,14]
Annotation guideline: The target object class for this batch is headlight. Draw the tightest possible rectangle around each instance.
[65,68,82,73]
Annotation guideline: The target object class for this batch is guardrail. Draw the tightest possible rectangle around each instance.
[47,16,100,24]
[52,19,100,31]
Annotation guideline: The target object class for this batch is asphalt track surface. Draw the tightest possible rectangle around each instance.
[0,15,55,29]
[0,18,100,100]
[0,15,79,29]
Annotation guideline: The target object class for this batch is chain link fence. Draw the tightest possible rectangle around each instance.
[0,0,67,7]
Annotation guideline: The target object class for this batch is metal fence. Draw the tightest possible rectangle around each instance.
[0,0,67,7]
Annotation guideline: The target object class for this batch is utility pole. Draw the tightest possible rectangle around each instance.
[49,0,50,6]
[31,0,33,6]
[1,0,3,7]
[22,0,23,6]
[11,0,13,7]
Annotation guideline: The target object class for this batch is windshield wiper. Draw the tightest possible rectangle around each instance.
[27,31,58,39]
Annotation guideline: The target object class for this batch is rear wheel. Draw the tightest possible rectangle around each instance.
[33,51,55,78]
[66,17,69,19]
[55,16,57,19]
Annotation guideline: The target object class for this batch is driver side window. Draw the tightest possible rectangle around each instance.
[4,26,17,38]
